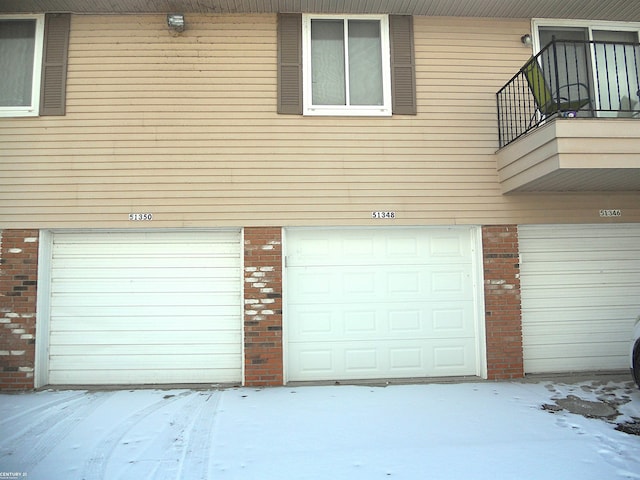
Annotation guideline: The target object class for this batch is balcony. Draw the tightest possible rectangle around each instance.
[496,39,640,193]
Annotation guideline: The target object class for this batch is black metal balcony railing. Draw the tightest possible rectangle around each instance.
[497,39,640,148]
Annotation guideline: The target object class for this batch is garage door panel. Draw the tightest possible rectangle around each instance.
[523,286,639,300]
[287,228,472,267]
[50,353,242,370]
[52,278,238,294]
[53,242,239,257]
[48,230,242,385]
[51,258,239,271]
[51,329,240,345]
[51,312,240,331]
[49,341,242,356]
[519,236,640,249]
[524,250,640,263]
[51,304,239,319]
[288,265,473,303]
[53,230,239,245]
[521,357,622,373]
[519,266,640,281]
[288,338,477,381]
[520,224,640,374]
[524,316,633,332]
[433,344,470,370]
[289,303,475,340]
[523,330,630,346]
[525,342,626,362]
[51,292,240,308]
[49,368,241,385]
[286,227,479,381]
[53,266,239,280]
[521,295,639,308]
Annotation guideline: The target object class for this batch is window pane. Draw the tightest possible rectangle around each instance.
[0,20,36,107]
[538,27,591,110]
[311,19,345,105]
[539,26,588,48]
[592,30,640,114]
[348,20,383,106]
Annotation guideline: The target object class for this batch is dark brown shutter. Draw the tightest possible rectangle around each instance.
[277,13,302,115]
[389,15,417,115]
[40,13,70,116]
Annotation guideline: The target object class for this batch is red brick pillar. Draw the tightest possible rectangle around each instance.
[482,225,524,380]
[0,230,39,390]
[243,227,284,386]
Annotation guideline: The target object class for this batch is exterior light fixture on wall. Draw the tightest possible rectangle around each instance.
[521,34,532,46]
[167,14,185,33]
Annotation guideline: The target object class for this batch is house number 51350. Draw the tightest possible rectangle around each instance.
[128,213,153,221]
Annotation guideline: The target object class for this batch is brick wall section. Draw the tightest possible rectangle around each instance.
[482,225,524,380]
[243,227,284,386]
[0,230,39,390]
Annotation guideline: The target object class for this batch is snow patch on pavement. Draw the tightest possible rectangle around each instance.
[0,380,638,480]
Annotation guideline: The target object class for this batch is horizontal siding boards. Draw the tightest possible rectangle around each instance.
[48,230,243,385]
[519,224,640,373]
[0,14,639,228]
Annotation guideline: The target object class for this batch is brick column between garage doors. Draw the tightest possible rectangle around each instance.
[482,225,524,380]
[0,230,39,391]
[243,227,284,386]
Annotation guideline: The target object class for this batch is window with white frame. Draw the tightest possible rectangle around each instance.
[0,14,45,117]
[302,14,392,116]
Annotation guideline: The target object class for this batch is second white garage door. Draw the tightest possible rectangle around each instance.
[46,230,242,385]
[520,223,640,373]
[286,227,481,382]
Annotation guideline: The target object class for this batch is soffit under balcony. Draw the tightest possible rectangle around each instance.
[1,0,640,21]
[496,118,640,193]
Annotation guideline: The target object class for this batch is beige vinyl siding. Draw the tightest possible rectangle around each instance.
[0,14,638,228]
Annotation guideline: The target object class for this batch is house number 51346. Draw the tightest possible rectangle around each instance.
[599,209,621,217]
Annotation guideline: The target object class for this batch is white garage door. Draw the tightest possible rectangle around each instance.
[286,227,481,382]
[47,230,242,385]
[520,224,640,373]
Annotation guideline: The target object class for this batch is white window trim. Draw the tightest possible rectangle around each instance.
[0,14,45,118]
[302,14,392,117]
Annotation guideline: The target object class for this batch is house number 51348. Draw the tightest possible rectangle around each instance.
[372,211,396,219]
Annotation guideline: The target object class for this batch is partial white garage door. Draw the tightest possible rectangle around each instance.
[520,224,640,373]
[47,230,242,385]
[286,227,481,382]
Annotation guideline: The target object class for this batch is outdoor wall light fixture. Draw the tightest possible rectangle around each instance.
[167,13,185,32]
[521,34,532,45]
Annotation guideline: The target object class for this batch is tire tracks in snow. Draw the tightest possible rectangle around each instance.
[174,391,221,480]
[0,392,114,472]
[79,390,222,480]
[80,391,191,480]
[103,391,222,480]
[0,391,86,429]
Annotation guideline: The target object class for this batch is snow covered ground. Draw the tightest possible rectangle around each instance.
[0,378,639,480]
